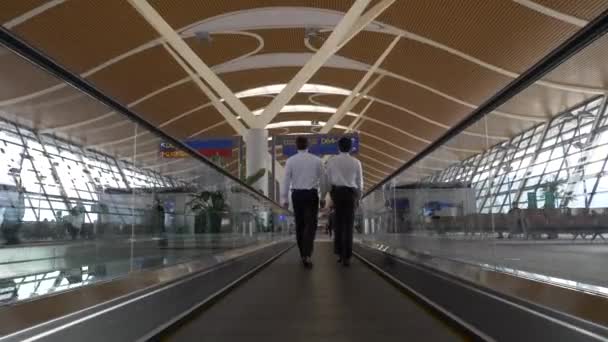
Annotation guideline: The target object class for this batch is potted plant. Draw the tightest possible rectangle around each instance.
[541,180,574,209]
[187,190,229,234]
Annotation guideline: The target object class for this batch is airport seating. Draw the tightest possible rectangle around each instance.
[521,209,607,240]
[422,209,608,240]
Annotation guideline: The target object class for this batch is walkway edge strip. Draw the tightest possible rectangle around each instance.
[142,243,295,341]
[353,250,495,341]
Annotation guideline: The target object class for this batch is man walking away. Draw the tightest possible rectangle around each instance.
[281,136,323,268]
[325,137,363,267]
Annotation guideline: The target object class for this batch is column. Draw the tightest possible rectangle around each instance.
[245,128,269,195]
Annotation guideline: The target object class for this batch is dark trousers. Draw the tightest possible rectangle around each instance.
[292,189,319,258]
[331,186,357,260]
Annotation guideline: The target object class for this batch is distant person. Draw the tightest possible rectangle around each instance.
[69,201,86,240]
[325,137,363,266]
[152,197,168,247]
[1,188,24,245]
[508,203,523,238]
[150,196,165,235]
[281,136,323,268]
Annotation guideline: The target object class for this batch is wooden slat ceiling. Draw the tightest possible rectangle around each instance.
[533,0,608,20]
[1,0,608,189]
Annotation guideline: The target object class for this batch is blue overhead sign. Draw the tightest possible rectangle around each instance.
[160,138,235,158]
[279,133,359,157]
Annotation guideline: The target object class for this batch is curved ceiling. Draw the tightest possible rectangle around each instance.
[1,1,608,191]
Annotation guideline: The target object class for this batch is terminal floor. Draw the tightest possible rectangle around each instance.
[368,234,608,288]
[164,242,464,342]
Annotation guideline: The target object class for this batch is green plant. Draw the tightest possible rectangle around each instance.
[540,181,573,208]
[209,155,224,167]
[69,205,85,216]
[232,168,266,193]
[242,168,266,186]
[188,190,228,212]
[187,190,229,233]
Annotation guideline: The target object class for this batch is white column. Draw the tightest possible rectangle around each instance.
[245,128,269,195]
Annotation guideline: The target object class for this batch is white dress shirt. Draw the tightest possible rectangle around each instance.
[281,150,323,204]
[325,152,363,191]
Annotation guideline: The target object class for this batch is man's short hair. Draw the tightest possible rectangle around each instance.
[296,136,308,150]
[338,136,352,153]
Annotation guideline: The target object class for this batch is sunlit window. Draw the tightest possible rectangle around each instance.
[0,120,173,223]
[425,96,608,212]
[235,83,351,99]
[265,120,348,130]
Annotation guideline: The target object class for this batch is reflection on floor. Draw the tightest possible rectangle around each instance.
[364,233,608,292]
[0,234,267,305]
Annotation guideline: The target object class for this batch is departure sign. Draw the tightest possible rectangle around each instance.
[279,133,359,157]
[160,138,235,158]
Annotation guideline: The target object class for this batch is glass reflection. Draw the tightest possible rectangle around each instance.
[0,45,291,306]
[360,94,608,294]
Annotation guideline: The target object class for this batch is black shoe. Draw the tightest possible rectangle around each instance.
[337,258,342,263]
[342,259,350,267]
[305,257,313,268]
[302,257,313,268]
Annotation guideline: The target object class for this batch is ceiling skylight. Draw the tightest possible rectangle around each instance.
[235,83,351,99]
[265,120,348,130]
[252,104,358,117]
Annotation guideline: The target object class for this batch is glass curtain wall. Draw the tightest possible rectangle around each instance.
[360,34,608,302]
[426,95,608,213]
[0,43,290,304]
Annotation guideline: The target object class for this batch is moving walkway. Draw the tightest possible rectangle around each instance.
[3,240,607,341]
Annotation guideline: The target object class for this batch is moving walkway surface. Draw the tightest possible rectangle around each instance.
[161,242,466,341]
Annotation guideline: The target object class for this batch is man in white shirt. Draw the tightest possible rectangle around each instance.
[324,137,363,266]
[281,136,323,268]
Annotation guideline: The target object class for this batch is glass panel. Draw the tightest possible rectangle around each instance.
[590,192,608,208]
[0,44,291,307]
[360,38,608,320]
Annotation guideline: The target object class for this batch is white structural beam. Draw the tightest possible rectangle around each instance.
[162,43,247,136]
[127,0,257,127]
[256,0,376,127]
[40,111,117,134]
[512,0,587,27]
[337,0,396,50]
[349,99,374,132]
[3,0,66,28]
[325,74,383,134]
[322,35,400,133]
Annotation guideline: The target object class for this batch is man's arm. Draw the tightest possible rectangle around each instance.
[318,158,326,196]
[280,160,292,207]
[356,159,363,201]
[322,159,332,200]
